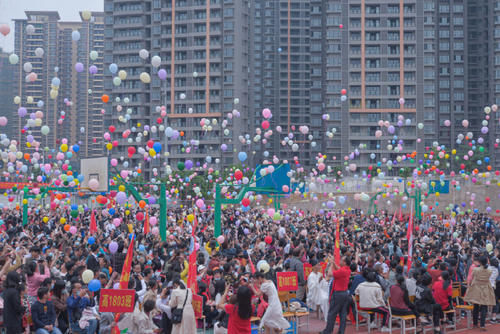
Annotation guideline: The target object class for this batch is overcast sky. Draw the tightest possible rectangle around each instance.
[0,0,104,52]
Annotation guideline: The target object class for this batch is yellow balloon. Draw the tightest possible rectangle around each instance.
[26,142,31,148]
[187,214,194,222]
[436,192,440,197]
[125,209,130,215]
[118,70,127,80]
[119,185,125,192]
[127,224,133,233]
[106,143,113,150]
[60,217,66,224]
[149,149,156,156]
[137,123,141,127]
[43,217,49,223]
[22,199,28,205]
[452,149,456,155]
[60,144,68,152]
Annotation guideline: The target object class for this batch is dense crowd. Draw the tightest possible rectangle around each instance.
[0,206,499,334]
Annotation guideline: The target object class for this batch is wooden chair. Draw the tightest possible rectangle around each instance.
[454,282,473,329]
[354,295,376,333]
[388,298,417,334]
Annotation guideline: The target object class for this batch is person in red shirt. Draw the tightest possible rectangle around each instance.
[432,271,454,322]
[217,284,253,334]
[321,255,352,334]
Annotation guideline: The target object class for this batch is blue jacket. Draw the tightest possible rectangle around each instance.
[67,295,94,323]
[31,300,56,329]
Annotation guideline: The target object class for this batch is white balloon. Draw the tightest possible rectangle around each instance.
[34,48,44,57]
[23,62,32,73]
[139,49,149,59]
[151,55,161,67]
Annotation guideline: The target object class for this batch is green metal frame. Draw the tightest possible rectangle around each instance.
[213,164,288,237]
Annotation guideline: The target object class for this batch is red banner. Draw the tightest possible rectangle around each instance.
[303,263,312,280]
[119,235,135,289]
[277,271,299,291]
[99,289,135,313]
[321,262,328,277]
[192,294,203,319]
[334,219,340,266]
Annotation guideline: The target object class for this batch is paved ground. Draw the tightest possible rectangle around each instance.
[197,313,500,333]
[299,314,500,334]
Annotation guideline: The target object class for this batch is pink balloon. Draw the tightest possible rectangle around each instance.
[0,24,10,36]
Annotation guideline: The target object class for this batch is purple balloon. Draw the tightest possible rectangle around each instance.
[29,112,36,120]
[185,160,193,170]
[109,241,118,254]
[89,65,98,74]
[148,196,156,205]
[172,130,179,139]
[221,144,228,151]
[18,107,27,117]
[115,191,127,205]
[26,135,34,143]
[75,62,84,73]
[158,69,167,80]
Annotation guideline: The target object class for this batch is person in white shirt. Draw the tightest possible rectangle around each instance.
[355,271,391,332]
[306,260,329,320]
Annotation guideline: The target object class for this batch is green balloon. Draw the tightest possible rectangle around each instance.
[479,147,485,152]
[71,210,78,218]
[177,162,185,171]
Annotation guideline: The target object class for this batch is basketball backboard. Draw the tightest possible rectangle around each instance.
[80,157,109,192]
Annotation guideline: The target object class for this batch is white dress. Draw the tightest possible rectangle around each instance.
[307,271,329,321]
[259,281,290,330]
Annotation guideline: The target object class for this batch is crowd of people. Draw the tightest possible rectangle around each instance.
[0,205,499,334]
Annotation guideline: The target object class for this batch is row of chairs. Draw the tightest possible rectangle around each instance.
[355,282,475,334]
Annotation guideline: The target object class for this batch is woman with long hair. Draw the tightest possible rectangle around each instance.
[51,279,69,333]
[390,275,420,320]
[168,279,196,334]
[217,285,253,334]
[464,256,496,331]
[25,259,50,305]
[2,271,25,334]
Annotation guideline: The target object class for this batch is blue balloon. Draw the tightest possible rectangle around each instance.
[238,151,247,162]
[71,204,78,210]
[72,144,80,153]
[88,237,96,245]
[139,244,145,252]
[109,208,115,215]
[153,142,162,153]
[109,63,118,74]
[88,279,101,292]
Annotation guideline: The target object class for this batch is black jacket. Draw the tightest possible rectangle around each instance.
[86,254,100,273]
[2,287,25,331]
[31,300,56,330]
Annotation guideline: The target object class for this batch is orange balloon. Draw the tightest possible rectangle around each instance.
[64,224,70,231]
[24,153,30,160]
[101,94,109,103]
[139,200,146,208]
[487,165,492,171]
[137,168,142,174]
[56,194,63,200]
[16,205,20,210]
[444,222,450,228]
[67,171,73,176]
[180,131,184,137]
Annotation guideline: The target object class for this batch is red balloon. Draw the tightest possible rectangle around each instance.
[341,89,347,95]
[136,212,144,221]
[486,197,491,203]
[241,198,250,207]
[234,170,243,180]
[109,125,116,133]
[261,120,270,129]
[128,146,136,157]
[156,117,163,124]
[147,140,154,148]
[264,235,272,244]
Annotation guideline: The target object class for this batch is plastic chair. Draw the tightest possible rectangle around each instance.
[388,298,417,334]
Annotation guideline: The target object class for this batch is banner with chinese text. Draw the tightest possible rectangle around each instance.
[277,271,299,291]
[99,289,135,313]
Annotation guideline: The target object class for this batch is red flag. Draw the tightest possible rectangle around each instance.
[398,204,403,220]
[90,210,97,235]
[334,219,340,266]
[407,206,414,273]
[143,209,150,235]
[391,209,397,225]
[187,214,198,293]
[248,255,256,274]
[114,235,135,334]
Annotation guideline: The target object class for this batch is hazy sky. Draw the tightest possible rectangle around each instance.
[0,0,104,52]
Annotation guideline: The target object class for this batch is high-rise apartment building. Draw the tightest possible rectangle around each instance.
[0,48,16,140]
[12,11,104,158]
[103,0,249,175]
